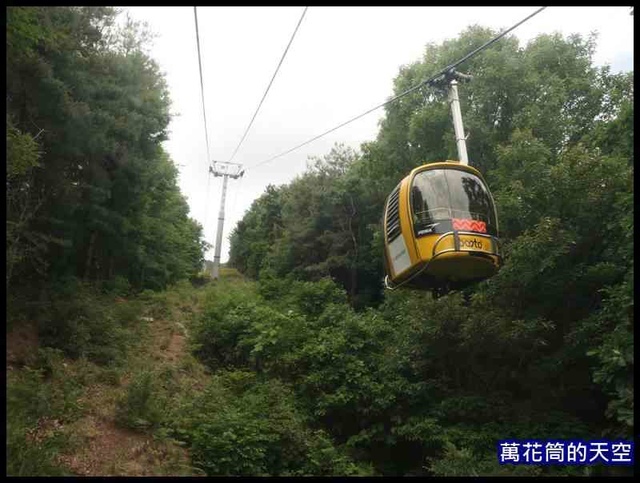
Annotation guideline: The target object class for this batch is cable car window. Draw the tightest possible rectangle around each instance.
[411,170,450,227]
[411,168,497,235]
[445,169,496,229]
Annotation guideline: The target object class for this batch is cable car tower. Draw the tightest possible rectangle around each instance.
[209,161,244,280]
[382,70,502,298]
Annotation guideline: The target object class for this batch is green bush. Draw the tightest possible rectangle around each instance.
[189,271,212,287]
[115,370,165,430]
[101,275,132,297]
[194,297,310,377]
[35,347,66,378]
[9,364,83,426]
[185,266,633,476]
[426,442,543,477]
[7,427,70,476]
[258,276,348,317]
[240,305,308,378]
[193,301,255,369]
[170,372,366,476]
[138,288,157,302]
[144,292,172,319]
[7,368,78,476]
[191,282,259,369]
[112,299,144,327]
[96,366,123,386]
[426,440,589,477]
[37,277,132,365]
[8,369,55,426]
[192,279,429,473]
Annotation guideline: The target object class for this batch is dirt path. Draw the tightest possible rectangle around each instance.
[57,417,189,476]
[163,323,187,364]
[55,314,204,476]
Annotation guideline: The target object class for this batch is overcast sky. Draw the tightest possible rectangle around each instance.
[120,6,633,263]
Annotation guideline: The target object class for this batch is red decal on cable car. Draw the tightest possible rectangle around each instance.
[452,218,487,233]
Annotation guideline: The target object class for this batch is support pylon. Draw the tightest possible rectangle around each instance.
[209,161,244,279]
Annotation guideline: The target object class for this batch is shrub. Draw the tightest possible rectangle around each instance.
[112,299,144,327]
[426,441,543,477]
[35,347,66,378]
[101,275,132,297]
[115,370,165,430]
[172,373,365,476]
[258,276,348,317]
[8,369,55,426]
[37,277,132,365]
[7,426,70,476]
[189,271,212,287]
[191,282,259,369]
[7,368,78,476]
[425,440,586,477]
[192,301,255,369]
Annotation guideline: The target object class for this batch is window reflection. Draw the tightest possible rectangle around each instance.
[412,170,450,227]
[411,168,497,235]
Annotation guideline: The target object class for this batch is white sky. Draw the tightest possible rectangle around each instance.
[120,6,633,263]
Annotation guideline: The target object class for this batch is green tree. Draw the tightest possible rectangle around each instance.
[227,25,633,474]
[6,7,205,293]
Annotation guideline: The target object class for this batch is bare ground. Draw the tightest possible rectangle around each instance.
[7,290,210,477]
[56,314,204,476]
[6,321,39,369]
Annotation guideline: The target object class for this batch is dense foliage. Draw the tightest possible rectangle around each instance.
[6,7,205,298]
[169,370,369,476]
[7,9,207,474]
[228,26,633,475]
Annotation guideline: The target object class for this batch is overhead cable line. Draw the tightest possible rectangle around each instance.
[246,6,547,171]
[203,171,212,241]
[194,6,214,242]
[194,6,212,168]
[228,6,309,163]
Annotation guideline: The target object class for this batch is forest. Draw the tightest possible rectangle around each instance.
[7,6,633,476]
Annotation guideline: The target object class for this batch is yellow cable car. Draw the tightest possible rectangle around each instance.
[382,70,502,296]
[383,160,502,294]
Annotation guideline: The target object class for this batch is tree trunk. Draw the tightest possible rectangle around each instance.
[84,230,97,280]
[108,255,114,280]
[347,196,358,303]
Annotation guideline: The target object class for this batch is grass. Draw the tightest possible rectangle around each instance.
[7,368,73,476]
[7,285,149,475]
[219,267,243,279]
[6,352,126,476]
[7,272,244,476]
[115,370,165,430]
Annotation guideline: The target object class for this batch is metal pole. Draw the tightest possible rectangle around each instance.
[448,79,469,166]
[212,174,229,279]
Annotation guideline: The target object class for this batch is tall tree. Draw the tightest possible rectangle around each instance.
[229,26,633,443]
[6,6,205,292]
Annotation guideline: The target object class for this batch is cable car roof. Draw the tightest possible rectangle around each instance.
[407,160,485,180]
